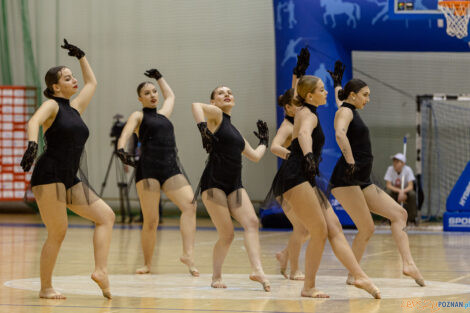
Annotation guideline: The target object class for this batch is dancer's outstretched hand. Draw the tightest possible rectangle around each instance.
[327,60,346,88]
[144,69,163,80]
[117,148,137,168]
[303,152,318,183]
[20,141,38,172]
[61,39,85,60]
[253,120,269,146]
[293,47,310,77]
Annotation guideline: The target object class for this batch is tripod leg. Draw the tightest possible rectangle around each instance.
[99,151,115,197]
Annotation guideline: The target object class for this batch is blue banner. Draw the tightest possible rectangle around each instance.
[272,0,469,226]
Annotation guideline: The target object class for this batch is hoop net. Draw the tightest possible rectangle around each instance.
[438,1,470,39]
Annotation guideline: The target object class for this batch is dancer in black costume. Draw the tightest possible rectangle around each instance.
[21,39,115,299]
[272,75,380,298]
[271,88,309,281]
[272,48,309,280]
[117,69,198,276]
[330,77,425,287]
[192,86,270,291]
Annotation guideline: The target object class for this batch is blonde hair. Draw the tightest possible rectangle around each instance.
[293,75,320,107]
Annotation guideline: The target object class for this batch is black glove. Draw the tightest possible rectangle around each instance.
[292,47,310,77]
[345,162,357,180]
[303,152,318,183]
[117,148,137,168]
[253,120,269,146]
[197,122,218,153]
[60,39,85,60]
[144,69,163,80]
[327,60,346,88]
[20,141,38,172]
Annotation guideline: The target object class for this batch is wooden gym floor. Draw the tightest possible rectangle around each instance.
[1,213,469,313]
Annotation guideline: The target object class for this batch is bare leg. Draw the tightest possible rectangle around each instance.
[34,183,68,299]
[202,189,233,288]
[320,196,380,299]
[135,179,160,274]
[332,186,375,285]
[229,189,270,292]
[283,183,329,298]
[275,247,289,278]
[68,184,115,299]
[163,175,198,276]
[363,185,425,286]
[284,209,309,280]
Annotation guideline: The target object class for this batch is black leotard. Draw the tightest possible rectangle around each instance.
[271,103,325,197]
[135,107,183,185]
[31,96,89,190]
[330,102,374,189]
[199,112,245,196]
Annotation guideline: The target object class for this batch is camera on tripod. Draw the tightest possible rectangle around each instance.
[110,114,125,149]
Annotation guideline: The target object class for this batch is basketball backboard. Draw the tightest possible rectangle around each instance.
[389,0,442,19]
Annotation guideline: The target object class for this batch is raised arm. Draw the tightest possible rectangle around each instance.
[144,69,175,118]
[334,108,354,164]
[334,86,343,108]
[191,102,222,128]
[270,121,292,159]
[117,111,142,150]
[20,100,59,171]
[327,60,346,108]
[116,111,143,167]
[242,120,269,162]
[60,39,97,114]
[191,102,222,153]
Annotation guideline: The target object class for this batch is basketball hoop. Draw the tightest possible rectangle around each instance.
[438,1,470,39]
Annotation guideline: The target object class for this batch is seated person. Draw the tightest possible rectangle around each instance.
[384,153,417,225]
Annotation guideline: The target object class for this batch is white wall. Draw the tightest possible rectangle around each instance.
[13,0,277,205]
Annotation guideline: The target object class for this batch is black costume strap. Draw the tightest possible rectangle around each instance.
[284,115,294,124]
[341,102,356,111]
[303,102,318,114]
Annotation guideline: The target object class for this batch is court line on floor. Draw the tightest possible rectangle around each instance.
[360,249,395,259]
[0,303,309,313]
[447,273,470,283]
[195,232,284,246]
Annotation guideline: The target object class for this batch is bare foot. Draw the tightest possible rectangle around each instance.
[346,273,355,285]
[39,288,66,299]
[275,251,288,279]
[135,265,151,274]
[289,270,305,281]
[301,288,329,298]
[403,263,425,287]
[249,274,271,292]
[211,278,227,288]
[353,277,381,299]
[91,271,112,299]
[180,256,199,277]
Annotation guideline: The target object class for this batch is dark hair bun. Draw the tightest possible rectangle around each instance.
[277,94,284,107]
[278,88,294,108]
[337,88,346,101]
[43,88,54,99]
